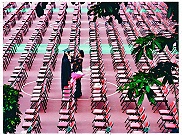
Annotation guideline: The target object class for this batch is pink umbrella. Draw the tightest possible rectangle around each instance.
[71,71,85,80]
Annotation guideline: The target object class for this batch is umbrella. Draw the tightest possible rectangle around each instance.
[71,71,85,80]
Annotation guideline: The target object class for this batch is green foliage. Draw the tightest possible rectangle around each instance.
[87,2,123,24]
[118,71,162,105]
[165,2,178,22]
[132,33,178,62]
[149,61,178,85]
[3,84,23,134]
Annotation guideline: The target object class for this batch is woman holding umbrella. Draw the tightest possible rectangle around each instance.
[72,50,84,99]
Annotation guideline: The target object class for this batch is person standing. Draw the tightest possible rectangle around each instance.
[72,50,84,99]
[61,49,72,92]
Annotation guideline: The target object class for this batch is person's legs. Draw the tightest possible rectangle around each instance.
[74,79,82,98]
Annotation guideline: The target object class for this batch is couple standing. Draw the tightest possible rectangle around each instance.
[61,49,84,99]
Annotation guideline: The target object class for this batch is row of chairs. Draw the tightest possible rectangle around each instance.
[104,19,140,113]
[87,18,113,133]
[125,107,150,133]
[3,4,38,70]
[45,4,65,70]
[3,2,17,34]
[21,76,52,133]
[21,4,58,133]
[3,2,17,18]
[148,2,176,34]
[8,66,28,90]
[156,101,179,133]
[3,2,29,36]
[105,23,127,71]
[68,3,81,57]
[57,4,81,133]
[58,82,77,133]
[116,3,178,133]
[17,2,54,72]
[22,74,52,133]
[54,2,68,36]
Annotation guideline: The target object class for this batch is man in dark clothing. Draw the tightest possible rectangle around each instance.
[61,49,71,91]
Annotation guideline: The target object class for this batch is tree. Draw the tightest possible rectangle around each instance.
[87,2,179,105]
[3,84,23,133]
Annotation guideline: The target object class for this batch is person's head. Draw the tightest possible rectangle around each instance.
[63,52,68,59]
[79,50,84,58]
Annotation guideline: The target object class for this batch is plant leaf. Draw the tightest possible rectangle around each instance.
[154,39,162,50]
[131,46,141,55]
[135,48,144,63]
[145,46,153,60]
[138,93,144,105]
[93,16,97,22]
[145,85,150,93]
[153,79,163,86]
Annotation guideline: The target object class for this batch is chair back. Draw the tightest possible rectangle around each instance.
[140,113,147,122]
[138,107,145,115]
[102,100,109,110]
[172,107,178,116]
[143,121,150,133]
[170,101,176,110]
[104,107,111,115]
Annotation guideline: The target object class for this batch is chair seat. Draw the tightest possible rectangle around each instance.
[59,109,70,114]
[130,123,142,128]
[126,109,137,114]
[159,110,170,114]
[94,122,106,127]
[24,115,34,120]
[128,116,139,120]
[25,109,35,114]
[57,121,69,127]
[94,115,104,120]
[92,109,104,114]
[165,123,176,129]
[92,97,106,102]
[132,131,143,133]
[22,122,32,128]
[162,116,173,120]
[59,115,70,120]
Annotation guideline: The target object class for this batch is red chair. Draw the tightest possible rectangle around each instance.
[125,113,147,129]
[157,101,175,123]
[127,121,149,133]
[162,116,178,133]
[125,107,145,117]
[158,108,178,128]
[93,114,111,123]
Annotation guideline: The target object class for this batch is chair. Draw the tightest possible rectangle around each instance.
[24,112,41,129]
[132,121,150,133]
[157,101,175,123]
[91,96,107,110]
[96,121,114,134]
[120,95,138,113]
[92,107,111,116]
[125,107,145,117]
[22,116,41,133]
[66,121,77,133]
[93,114,111,123]
[125,113,147,129]
[152,89,169,112]
[127,121,149,133]
[161,116,178,133]
[158,107,178,128]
